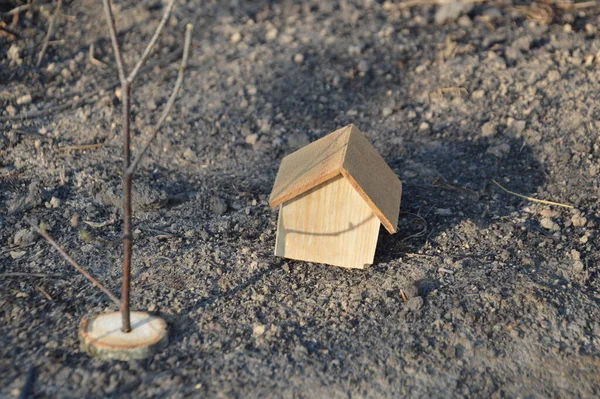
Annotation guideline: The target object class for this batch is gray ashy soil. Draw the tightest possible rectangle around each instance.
[1,0,600,397]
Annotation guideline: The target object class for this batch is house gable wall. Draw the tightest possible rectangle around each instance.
[275,174,381,269]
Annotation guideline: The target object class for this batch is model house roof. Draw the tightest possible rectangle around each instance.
[269,124,402,233]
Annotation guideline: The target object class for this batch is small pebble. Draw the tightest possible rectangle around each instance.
[382,107,393,118]
[16,94,32,105]
[230,32,242,44]
[419,122,430,132]
[293,53,304,65]
[245,134,259,145]
[540,217,558,230]
[253,324,266,338]
[481,121,496,137]
[407,296,424,311]
[265,27,278,41]
[571,213,587,227]
[49,197,61,208]
[14,229,36,246]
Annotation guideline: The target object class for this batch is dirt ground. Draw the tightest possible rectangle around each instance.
[1,0,600,397]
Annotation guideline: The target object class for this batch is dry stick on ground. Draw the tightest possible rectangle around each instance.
[25,218,120,306]
[102,0,191,332]
[492,180,574,209]
[36,0,63,67]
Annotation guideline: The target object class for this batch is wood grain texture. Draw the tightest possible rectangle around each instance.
[269,124,402,234]
[269,125,352,207]
[341,125,402,233]
[275,174,381,269]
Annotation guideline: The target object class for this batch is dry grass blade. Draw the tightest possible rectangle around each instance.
[37,0,63,67]
[57,143,103,152]
[492,180,574,209]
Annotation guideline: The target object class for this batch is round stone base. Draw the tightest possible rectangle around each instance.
[79,311,168,360]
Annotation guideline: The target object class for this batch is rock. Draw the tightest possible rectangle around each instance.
[357,60,369,73]
[8,45,22,65]
[10,250,26,259]
[14,229,36,246]
[182,147,196,160]
[407,296,424,311]
[293,53,304,65]
[457,15,472,27]
[540,217,558,230]
[253,324,266,338]
[16,94,32,105]
[382,107,393,118]
[209,197,228,216]
[435,208,453,216]
[481,121,497,137]
[486,143,511,158]
[265,27,278,41]
[245,133,259,145]
[49,196,61,208]
[419,122,430,132]
[505,46,520,60]
[348,45,362,57]
[435,0,473,25]
[6,105,16,116]
[472,90,485,100]
[70,214,80,227]
[507,119,526,134]
[230,32,242,44]
[571,212,587,227]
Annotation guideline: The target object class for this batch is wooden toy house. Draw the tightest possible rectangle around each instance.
[269,124,402,269]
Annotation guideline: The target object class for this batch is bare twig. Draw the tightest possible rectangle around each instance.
[492,180,574,209]
[36,0,63,67]
[36,285,53,300]
[127,24,193,175]
[88,44,107,67]
[102,0,126,83]
[25,218,120,306]
[102,0,190,333]
[127,0,176,83]
[0,272,63,278]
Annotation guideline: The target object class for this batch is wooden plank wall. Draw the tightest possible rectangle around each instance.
[275,174,381,269]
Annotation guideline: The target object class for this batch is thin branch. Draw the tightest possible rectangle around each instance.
[36,0,63,68]
[102,0,127,83]
[25,218,121,306]
[492,180,574,209]
[127,23,193,175]
[127,0,176,84]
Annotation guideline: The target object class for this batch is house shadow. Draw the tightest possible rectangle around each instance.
[374,135,546,264]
